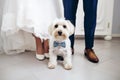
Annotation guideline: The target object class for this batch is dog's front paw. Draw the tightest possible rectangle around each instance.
[64,64,72,70]
[48,62,56,69]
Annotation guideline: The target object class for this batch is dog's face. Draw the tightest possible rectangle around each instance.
[48,19,74,41]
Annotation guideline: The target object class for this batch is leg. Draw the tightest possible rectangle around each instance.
[83,0,99,63]
[48,51,57,69]
[63,51,72,70]
[56,0,78,61]
[43,39,49,58]
[33,34,45,60]
[63,0,79,49]
[83,0,98,49]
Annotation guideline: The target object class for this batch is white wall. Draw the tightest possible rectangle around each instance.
[112,0,120,35]
[0,0,4,52]
[0,0,4,27]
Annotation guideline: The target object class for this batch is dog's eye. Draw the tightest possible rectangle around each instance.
[54,24,58,28]
[63,25,67,28]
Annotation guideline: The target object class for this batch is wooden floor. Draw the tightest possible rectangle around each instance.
[0,38,120,80]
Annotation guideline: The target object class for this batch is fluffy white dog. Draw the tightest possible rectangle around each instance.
[48,19,74,70]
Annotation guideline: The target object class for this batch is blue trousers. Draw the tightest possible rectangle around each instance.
[63,0,98,49]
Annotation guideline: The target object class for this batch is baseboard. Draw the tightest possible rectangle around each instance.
[112,34,120,37]
[75,34,120,39]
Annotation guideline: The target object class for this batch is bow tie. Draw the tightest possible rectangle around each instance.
[53,41,66,48]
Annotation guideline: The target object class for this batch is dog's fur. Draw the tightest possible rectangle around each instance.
[48,19,74,70]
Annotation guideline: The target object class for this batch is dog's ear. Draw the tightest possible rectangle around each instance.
[67,20,75,35]
[48,23,53,36]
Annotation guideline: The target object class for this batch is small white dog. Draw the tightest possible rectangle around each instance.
[48,19,74,70]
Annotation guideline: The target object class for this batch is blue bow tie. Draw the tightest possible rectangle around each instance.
[53,41,66,48]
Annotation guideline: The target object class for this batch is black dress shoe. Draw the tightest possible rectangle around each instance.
[84,49,99,63]
[57,56,64,61]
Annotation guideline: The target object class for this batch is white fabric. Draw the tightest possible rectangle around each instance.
[0,0,64,54]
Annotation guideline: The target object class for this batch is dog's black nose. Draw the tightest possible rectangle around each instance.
[58,31,62,35]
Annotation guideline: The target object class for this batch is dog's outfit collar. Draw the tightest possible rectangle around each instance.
[53,41,66,48]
